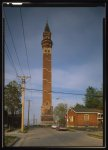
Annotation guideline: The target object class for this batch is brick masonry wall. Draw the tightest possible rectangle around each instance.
[41,24,53,123]
[68,110,98,127]
[77,113,98,126]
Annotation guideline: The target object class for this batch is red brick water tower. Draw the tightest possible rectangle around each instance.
[41,22,53,125]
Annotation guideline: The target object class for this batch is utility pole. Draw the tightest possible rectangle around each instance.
[36,118,37,125]
[27,100,31,128]
[33,114,35,126]
[67,104,68,128]
[18,75,30,132]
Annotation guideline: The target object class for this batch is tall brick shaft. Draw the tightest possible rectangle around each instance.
[41,22,53,125]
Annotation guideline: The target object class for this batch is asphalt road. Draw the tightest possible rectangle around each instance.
[13,127,103,147]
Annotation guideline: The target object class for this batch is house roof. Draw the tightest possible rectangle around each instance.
[70,108,103,113]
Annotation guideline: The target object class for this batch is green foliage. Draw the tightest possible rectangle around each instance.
[53,103,67,126]
[84,86,103,109]
[4,80,22,115]
[4,135,17,146]
[74,103,85,109]
[96,88,103,109]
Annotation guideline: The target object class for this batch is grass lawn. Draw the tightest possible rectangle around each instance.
[87,131,103,139]
[4,136,18,146]
[68,128,76,132]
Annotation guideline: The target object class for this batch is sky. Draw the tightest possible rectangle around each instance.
[3,6,105,125]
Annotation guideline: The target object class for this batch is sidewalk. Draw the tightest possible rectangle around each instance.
[5,128,28,135]
[5,129,20,134]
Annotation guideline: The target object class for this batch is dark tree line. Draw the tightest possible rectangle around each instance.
[4,80,22,129]
[4,80,21,115]
[74,86,103,109]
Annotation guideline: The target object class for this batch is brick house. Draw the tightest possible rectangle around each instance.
[67,108,103,128]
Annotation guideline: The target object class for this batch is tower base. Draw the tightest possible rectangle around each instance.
[41,121,54,126]
[41,105,53,125]
[41,115,53,125]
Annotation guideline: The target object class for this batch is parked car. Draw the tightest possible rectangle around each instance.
[56,126,68,131]
[51,124,58,129]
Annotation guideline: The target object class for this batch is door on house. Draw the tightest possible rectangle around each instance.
[69,115,75,126]
[84,114,89,127]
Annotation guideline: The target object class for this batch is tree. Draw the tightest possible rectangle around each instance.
[4,80,22,115]
[53,103,67,126]
[74,103,85,109]
[96,87,103,109]
[84,86,103,109]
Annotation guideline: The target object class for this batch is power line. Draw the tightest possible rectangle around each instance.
[25,88,103,97]
[5,41,18,76]
[19,8,33,100]
[26,88,42,92]
[19,7,31,77]
[3,8,24,76]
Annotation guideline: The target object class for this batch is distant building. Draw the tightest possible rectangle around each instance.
[41,22,53,125]
[67,108,103,128]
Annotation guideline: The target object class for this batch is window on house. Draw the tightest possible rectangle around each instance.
[84,114,89,121]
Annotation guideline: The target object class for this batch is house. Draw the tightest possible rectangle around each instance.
[67,108,103,128]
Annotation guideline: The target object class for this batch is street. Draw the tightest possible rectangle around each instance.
[12,127,103,147]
